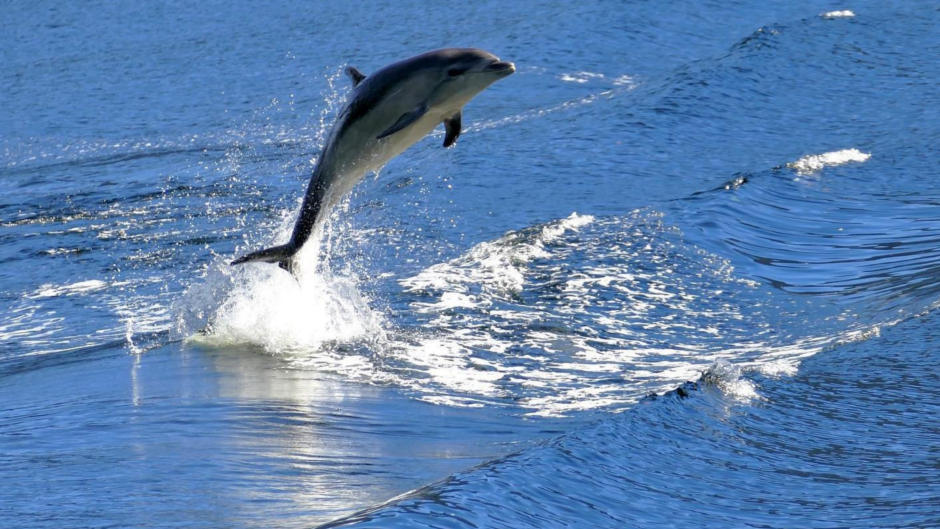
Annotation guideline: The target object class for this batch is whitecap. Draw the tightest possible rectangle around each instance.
[787,148,871,175]
[401,212,594,298]
[821,10,855,18]
[700,360,761,402]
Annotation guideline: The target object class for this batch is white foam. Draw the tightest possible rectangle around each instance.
[541,212,595,242]
[701,360,761,402]
[395,212,774,415]
[387,210,901,416]
[401,213,593,301]
[788,148,871,175]
[29,279,109,299]
[179,202,385,363]
[190,262,383,356]
[755,359,799,377]
[821,10,855,18]
[559,71,605,84]
[41,247,84,256]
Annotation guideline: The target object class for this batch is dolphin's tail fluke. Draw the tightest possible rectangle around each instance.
[231,244,297,275]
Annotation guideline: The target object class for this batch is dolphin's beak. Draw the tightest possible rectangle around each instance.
[486,60,516,76]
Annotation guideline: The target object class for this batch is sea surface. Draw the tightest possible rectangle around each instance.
[2,1,939,527]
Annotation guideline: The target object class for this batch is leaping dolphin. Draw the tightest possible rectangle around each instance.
[231,48,516,273]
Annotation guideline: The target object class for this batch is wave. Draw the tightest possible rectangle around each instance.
[320,309,940,528]
[393,208,889,415]
[173,204,887,417]
[683,147,940,319]
[5,8,936,420]
[10,182,911,417]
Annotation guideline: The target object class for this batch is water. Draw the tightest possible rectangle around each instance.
[2,1,938,527]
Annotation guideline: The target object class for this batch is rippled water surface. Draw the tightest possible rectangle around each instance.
[2,1,938,527]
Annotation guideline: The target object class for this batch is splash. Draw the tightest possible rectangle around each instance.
[787,148,871,175]
[821,10,855,19]
[701,360,761,402]
[180,66,387,360]
[183,213,385,359]
[197,269,382,356]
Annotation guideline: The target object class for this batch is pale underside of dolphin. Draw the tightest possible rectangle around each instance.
[231,48,516,274]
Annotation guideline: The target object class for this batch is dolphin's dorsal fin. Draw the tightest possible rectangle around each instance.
[443,111,462,148]
[377,104,428,139]
[345,66,366,87]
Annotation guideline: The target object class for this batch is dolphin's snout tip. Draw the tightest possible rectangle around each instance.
[488,60,516,76]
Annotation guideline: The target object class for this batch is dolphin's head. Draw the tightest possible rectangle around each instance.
[425,48,515,112]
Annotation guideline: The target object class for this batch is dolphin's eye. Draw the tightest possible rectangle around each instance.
[447,67,468,77]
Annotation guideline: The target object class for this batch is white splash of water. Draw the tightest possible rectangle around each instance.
[821,10,855,18]
[179,65,387,358]
[787,148,871,175]
[701,360,761,402]
[185,214,385,357]
[201,268,383,354]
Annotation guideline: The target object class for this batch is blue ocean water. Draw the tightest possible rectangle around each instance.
[2,1,938,527]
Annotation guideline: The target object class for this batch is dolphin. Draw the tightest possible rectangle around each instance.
[231,48,516,273]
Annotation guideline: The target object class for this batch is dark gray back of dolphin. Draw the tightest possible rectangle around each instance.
[231,48,515,275]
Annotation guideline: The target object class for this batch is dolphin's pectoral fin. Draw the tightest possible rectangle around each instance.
[443,111,462,148]
[377,104,428,139]
[345,66,366,87]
